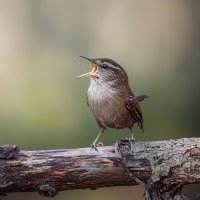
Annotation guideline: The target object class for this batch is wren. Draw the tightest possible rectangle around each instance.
[77,56,149,149]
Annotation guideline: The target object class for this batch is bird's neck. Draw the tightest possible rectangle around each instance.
[89,77,132,97]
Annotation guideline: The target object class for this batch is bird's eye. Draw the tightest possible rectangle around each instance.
[101,63,108,69]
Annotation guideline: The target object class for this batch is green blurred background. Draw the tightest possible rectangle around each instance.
[0,1,199,199]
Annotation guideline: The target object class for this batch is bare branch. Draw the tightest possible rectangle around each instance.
[0,138,199,199]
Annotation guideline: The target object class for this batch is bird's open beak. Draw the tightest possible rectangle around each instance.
[76,56,98,79]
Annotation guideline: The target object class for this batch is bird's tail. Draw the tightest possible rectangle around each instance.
[136,94,149,102]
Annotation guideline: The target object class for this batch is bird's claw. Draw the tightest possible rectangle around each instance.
[97,142,103,146]
[91,144,98,151]
[124,138,135,143]
[91,142,104,151]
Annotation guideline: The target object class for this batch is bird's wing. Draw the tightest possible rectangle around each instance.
[125,96,144,131]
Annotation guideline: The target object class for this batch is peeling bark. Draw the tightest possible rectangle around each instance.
[0,138,199,199]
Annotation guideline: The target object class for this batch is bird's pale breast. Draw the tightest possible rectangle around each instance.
[87,78,134,129]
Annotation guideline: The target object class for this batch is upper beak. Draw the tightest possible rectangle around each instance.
[76,56,98,79]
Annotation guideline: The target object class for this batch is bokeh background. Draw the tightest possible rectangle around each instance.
[0,1,199,199]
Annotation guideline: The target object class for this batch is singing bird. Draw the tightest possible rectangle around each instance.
[77,56,149,149]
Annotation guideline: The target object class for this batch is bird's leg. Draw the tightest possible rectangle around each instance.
[130,128,135,142]
[131,131,135,142]
[129,128,136,154]
[91,128,105,150]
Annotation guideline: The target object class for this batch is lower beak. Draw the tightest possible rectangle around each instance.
[76,56,98,79]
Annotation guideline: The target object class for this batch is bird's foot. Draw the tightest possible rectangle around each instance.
[97,142,103,146]
[91,142,104,151]
[124,138,135,143]
[130,138,135,143]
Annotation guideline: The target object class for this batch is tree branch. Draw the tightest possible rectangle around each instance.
[0,138,199,199]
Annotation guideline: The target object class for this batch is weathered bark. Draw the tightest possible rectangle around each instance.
[0,138,199,199]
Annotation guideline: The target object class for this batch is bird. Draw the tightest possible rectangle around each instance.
[77,56,149,149]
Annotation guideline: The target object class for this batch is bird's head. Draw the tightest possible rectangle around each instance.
[76,56,128,83]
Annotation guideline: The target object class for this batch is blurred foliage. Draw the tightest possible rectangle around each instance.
[0,1,199,200]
